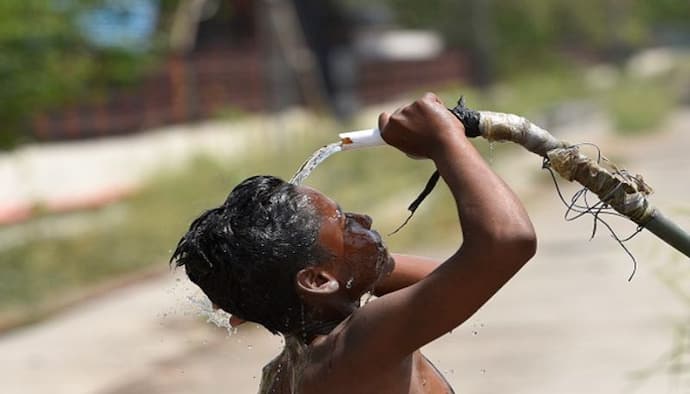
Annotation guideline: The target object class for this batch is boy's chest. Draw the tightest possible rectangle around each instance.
[414,352,456,394]
[287,351,454,394]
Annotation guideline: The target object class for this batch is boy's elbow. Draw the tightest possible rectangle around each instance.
[506,223,537,263]
[514,229,537,262]
[486,223,537,264]
[465,218,537,264]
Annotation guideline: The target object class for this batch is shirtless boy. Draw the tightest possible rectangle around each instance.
[171,93,537,393]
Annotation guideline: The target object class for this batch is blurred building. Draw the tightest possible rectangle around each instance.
[32,0,469,142]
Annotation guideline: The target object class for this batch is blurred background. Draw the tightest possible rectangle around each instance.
[1,0,689,393]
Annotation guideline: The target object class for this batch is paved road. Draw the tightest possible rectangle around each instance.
[1,110,689,394]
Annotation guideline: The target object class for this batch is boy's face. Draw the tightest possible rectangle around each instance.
[299,187,394,298]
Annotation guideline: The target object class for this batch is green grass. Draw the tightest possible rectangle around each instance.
[0,157,241,311]
[436,62,687,136]
[434,67,589,119]
[605,77,675,134]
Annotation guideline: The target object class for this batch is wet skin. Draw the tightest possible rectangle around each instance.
[261,93,535,393]
[301,186,395,300]
[276,187,454,393]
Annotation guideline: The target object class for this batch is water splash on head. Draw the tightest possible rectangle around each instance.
[187,293,235,335]
[289,142,342,185]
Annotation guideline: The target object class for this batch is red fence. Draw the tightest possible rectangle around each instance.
[32,48,469,141]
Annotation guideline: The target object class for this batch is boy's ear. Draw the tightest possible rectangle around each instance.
[295,267,340,297]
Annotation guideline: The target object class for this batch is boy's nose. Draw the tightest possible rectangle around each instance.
[349,213,373,229]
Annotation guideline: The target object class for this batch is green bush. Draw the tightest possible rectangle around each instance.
[606,78,675,134]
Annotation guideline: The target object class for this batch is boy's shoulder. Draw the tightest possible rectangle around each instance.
[259,337,307,394]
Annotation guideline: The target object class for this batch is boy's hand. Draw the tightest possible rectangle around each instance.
[378,93,466,160]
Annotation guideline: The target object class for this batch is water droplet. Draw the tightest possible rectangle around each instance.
[346,278,354,289]
[247,344,253,350]
[176,278,181,282]
[472,331,478,336]
[300,304,307,342]
[480,368,486,374]
[488,142,495,165]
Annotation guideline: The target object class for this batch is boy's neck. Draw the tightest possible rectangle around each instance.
[292,300,359,344]
[289,317,344,344]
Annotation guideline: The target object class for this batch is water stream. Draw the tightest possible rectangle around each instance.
[289,142,342,185]
[488,141,496,165]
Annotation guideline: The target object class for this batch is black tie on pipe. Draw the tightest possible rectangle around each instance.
[449,96,482,138]
[389,96,480,235]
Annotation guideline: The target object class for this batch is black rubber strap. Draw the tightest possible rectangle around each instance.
[448,96,481,138]
[389,169,440,236]
[408,170,441,212]
[391,96,480,235]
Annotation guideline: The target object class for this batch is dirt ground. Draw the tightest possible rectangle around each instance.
[1,111,689,394]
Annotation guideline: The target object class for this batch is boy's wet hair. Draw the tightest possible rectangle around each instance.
[171,175,324,334]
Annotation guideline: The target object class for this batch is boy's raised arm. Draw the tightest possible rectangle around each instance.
[330,93,537,372]
[372,254,441,296]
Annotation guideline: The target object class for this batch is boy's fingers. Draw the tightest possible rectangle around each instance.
[422,91,443,105]
[378,111,391,131]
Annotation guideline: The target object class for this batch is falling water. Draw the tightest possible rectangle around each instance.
[187,293,235,335]
[289,142,342,185]
[488,141,496,165]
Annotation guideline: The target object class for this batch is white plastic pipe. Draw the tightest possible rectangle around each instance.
[339,128,386,151]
